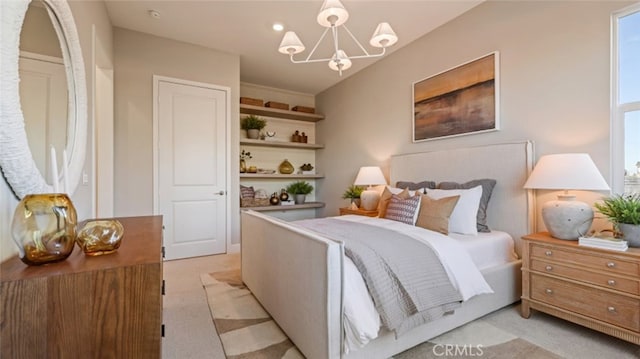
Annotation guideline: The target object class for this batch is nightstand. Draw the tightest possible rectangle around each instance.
[521,232,640,345]
[338,207,378,217]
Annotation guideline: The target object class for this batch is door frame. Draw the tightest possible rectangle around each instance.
[152,75,232,253]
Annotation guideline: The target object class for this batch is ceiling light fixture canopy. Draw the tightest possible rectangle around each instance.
[278,0,398,76]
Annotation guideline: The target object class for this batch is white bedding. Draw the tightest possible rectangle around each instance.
[335,215,515,353]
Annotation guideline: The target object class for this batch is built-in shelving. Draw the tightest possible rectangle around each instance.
[239,101,325,213]
[240,139,324,149]
[241,202,325,212]
[240,173,324,179]
[240,104,324,122]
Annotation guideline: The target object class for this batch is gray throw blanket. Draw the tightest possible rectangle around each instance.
[295,218,462,335]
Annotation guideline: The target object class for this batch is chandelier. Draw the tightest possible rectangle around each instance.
[277,0,398,76]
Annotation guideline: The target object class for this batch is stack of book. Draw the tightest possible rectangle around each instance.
[578,236,628,251]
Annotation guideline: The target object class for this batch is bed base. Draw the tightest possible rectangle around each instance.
[241,210,522,359]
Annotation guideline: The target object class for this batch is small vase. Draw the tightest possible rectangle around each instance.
[240,159,246,173]
[76,219,124,256]
[294,194,306,205]
[11,193,77,265]
[618,223,640,247]
[278,159,294,174]
[247,129,260,139]
[279,189,289,202]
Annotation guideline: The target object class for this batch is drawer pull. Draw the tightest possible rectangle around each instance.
[607,306,616,313]
[545,265,553,272]
[607,279,616,286]
[607,262,616,268]
[545,288,553,295]
[545,251,553,256]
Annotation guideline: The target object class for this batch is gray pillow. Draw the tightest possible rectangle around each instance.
[395,180,436,194]
[438,179,497,233]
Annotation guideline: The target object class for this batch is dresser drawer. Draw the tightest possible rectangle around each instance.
[531,274,640,332]
[531,244,639,276]
[531,259,640,295]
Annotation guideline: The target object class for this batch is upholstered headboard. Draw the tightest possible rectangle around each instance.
[390,141,534,255]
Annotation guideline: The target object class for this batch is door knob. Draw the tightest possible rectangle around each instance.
[214,190,225,196]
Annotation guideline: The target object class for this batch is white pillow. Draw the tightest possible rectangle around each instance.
[426,185,482,235]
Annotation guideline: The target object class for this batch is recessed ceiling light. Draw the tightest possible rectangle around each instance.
[273,23,284,32]
[149,10,161,19]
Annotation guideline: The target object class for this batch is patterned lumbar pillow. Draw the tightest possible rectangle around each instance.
[415,194,460,235]
[240,185,255,199]
[384,194,422,225]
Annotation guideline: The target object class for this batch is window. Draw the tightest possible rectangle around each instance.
[613,4,640,194]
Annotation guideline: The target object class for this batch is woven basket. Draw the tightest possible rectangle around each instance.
[240,198,270,207]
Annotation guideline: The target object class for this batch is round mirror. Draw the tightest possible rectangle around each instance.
[0,0,87,199]
[20,0,71,183]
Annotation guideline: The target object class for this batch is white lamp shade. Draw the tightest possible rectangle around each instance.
[317,0,349,27]
[354,166,386,186]
[278,31,305,55]
[523,153,609,191]
[370,22,398,48]
[328,50,352,71]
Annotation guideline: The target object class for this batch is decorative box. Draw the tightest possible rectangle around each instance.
[241,198,270,207]
[292,105,315,113]
[240,97,264,106]
[265,101,289,110]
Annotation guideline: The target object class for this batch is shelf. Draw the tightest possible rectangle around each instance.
[240,139,324,149]
[240,104,324,122]
[240,173,324,179]
[241,202,325,212]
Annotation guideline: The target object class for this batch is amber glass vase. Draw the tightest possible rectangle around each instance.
[11,194,77,265]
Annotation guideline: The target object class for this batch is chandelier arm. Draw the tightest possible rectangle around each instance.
[344,47,386,60]
[342,24,371,57]
[304,27,331,62]
[289,55,335,64]
[331,25,340,57]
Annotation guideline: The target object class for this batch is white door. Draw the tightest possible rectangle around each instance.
[18,54,67,180]
[156,79,228,260]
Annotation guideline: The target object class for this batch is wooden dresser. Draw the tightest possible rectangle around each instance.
[521,232,640,344]
[1,216,164,358]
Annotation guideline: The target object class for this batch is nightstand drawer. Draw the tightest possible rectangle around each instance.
[531,244,639,276]
[531,274,640,332]
[531,259,640,295]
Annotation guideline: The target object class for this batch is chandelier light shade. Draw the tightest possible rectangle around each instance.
[354,166,387,211]
[278,0,398,75]
[278,31,305,55]
[317,0,349,27]
[524,153,610,240]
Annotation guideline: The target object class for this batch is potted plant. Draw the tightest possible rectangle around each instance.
[594,193,640,247]
[342,185,363,207]
[286,181,314,204]
[241,115,266,139]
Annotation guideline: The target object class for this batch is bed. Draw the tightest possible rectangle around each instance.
[241,141,534,358]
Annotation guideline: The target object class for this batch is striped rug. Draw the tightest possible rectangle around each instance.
[201,270,560,359]
[201,270,303,358]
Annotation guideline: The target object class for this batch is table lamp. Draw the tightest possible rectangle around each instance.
[354,166,387,211]
[523,153,610,240]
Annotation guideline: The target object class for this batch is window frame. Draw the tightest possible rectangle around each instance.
[611,3,640,194]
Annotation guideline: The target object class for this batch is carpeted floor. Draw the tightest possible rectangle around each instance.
[202,270,618,359]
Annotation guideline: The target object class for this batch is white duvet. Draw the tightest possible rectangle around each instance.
[335,215,495,353]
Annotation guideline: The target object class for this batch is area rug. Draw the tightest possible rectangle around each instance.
[201,270,561,359]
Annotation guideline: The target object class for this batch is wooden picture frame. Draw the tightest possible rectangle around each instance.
[413,52,499,142]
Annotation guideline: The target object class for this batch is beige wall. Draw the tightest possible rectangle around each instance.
[316,0,632,232]
[1,0,113,261]
[113,28,241,243]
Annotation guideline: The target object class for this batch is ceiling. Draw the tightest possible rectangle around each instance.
[104,0,483,94]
